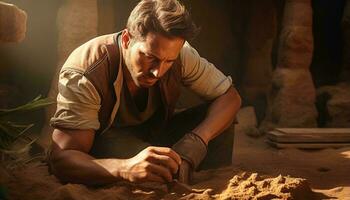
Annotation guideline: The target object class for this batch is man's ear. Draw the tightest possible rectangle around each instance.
[121,29,131,49]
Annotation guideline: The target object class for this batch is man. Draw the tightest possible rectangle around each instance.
[48,0,241,185]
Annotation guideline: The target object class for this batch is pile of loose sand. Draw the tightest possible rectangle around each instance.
[2,163,316,200]
[215,173,314,200]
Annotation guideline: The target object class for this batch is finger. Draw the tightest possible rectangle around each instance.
[149,146,182,165]
[145,172,165,183]
[147,162,173,182]
[149,154,179,174]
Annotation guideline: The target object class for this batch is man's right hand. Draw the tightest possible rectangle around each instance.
[122,146,182,183]
[50,129,182,185]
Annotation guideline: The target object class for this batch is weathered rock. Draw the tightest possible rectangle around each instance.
[277,26,313,69]
[317,82,350,127]
[277,0,313,70]
[341,0,350,82]
[262,0,317,130]
[0,1,27,43]
[262,68,317,130]
[282,0,313,27]
[40,0,99,148]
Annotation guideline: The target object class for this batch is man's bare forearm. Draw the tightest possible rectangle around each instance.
[192,86,241,144]
[49,149,128,185]
[50,128,181,185]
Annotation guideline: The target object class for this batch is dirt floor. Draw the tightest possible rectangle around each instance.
[231,125,350,199]
[1,123,350,200]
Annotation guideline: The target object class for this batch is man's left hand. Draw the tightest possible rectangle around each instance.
[172,132,207,184]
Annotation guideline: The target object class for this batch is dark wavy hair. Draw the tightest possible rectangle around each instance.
[126,0,199,41]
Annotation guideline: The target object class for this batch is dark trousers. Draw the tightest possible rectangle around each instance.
[90,104,235,170]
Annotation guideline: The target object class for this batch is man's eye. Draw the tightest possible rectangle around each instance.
[141,53,154,60]
[146,57,156,63]
[145,55,157,63]
[166,60,174,64]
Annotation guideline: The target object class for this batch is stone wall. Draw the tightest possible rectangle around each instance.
[0,1,26,109]
[0,0,59,106]
[1,1,350,145]
[37,0,350,136]
[41,0,99,147]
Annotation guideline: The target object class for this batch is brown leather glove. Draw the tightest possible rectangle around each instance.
[172,132,207,184]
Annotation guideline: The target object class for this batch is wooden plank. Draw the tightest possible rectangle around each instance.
[266,140,350,149]
[275,128,350,135]
[267,130,350,143]
[267,132,350,142]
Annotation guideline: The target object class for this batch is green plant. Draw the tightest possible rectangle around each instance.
[0,95,53,163]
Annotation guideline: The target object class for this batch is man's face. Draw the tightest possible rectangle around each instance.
[122,30,185,88]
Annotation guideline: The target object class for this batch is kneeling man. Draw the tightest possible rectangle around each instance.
[48,0,241,185]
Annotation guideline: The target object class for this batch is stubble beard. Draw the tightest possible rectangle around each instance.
[124,52,142,88]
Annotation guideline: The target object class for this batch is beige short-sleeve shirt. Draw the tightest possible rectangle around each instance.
[50,40,232,130]
[180,41,232,100]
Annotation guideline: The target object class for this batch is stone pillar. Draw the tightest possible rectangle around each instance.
[40,0,99,148]
[261,0,318,131]
[0,1,27,43]
[341,0,350,82]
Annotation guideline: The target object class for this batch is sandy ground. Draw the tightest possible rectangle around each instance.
[231,125,350,199]
[1,124,350,199]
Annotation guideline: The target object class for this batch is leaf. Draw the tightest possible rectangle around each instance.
[0,137,37,155]
[14,124,34,140]
[0,121,34,150]
[0,95,54,117]
[0,94,53,163]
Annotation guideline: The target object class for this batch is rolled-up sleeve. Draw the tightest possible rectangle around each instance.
[180,42,233,100]
[50,68,101,130]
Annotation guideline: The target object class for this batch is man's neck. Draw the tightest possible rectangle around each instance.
[122,69,137,96]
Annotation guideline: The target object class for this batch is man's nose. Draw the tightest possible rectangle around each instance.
[150,61,165,78]
[150,68,160,78]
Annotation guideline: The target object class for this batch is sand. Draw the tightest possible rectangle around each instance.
[232,125,350,199]
[1,124,350,200]
[2,164,316,200]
